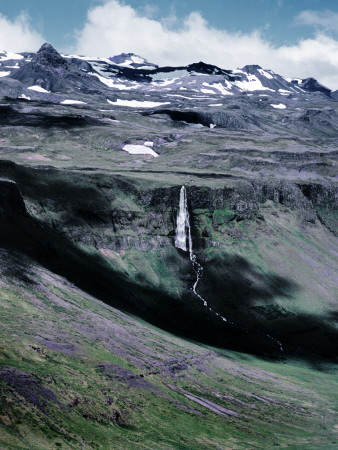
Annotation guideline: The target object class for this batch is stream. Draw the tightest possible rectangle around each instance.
[174,185,284,351]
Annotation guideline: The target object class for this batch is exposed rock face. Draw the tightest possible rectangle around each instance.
[298,109,338,132]
[299,77,331,96]
[32,43,68,68]
[38,179,334,251]
[0,78,23,98]
[149,109,258,130]
[0,158,335,253]
[11,42,106,94]
[298,183,337,208]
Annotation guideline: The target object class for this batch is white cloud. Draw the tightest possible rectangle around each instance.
[0,12,44,52]
[295,10,338,31]
[73,1,338,89]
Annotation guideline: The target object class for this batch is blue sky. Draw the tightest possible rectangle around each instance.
[1,0,338,87]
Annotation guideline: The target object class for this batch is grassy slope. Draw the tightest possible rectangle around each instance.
[0,250,337,449]
[0,98,337,448]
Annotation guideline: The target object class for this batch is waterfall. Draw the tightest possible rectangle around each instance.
[174,186,227,320]
[174,185,284,351]
[174,186,190,251]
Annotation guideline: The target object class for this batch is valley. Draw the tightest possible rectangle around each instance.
[0,43,337,449]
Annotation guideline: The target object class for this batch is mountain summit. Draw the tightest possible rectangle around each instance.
[32,42,68,68]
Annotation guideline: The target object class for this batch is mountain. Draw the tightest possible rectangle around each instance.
[0,43,337,449]
[0,43,333,99]
[109,52,158,69]
[8,43,108,95]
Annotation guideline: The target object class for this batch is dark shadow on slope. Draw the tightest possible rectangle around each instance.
[0,161,336,362]
[198,254,338,360]
[0,104,105,128]
[1,210,337,363]
[0,160,129,223]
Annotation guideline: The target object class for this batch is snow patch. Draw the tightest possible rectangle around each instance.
[279,89,292,94]
[131,55,145,64]
[234,75,274,92]
[201,88,215,94]
[92,73,138,90]
[0,71,10,77]
[117,60,133,67]
[271,103,286,109]
[257,68,274,79]
[0,52,23,61]
[27,85,50,93]
[137,65,155,70]
[152,78,177,87]
[108,99,170,108]
[122,144,158,157]
[61,100,87,105]
[203,82,233,95]
[63,54,113,64]
[18,94,31,100]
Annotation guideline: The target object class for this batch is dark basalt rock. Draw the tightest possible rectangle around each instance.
[298,183,338,208]
[298,108,338,131]
[299,77,331,96]
[187,61,235,78]
[32,42,68,68]
[0,103,105,128]
[10,43,107,94]
[147,108,258,130]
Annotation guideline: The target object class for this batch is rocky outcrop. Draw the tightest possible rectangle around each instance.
[11,43,106,94]
[0,78,23,99]
[299,77,331,96]
[32,42,68,68]
[148,109,259,130]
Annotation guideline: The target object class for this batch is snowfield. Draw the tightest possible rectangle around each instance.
[93,73,138,90]
[108,99,170,108]
[234,74,274,92]
[0,52,23,61]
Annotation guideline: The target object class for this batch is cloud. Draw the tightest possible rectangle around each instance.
[295,10,338,32]
[73,1,338,89]
[0,12,45,52]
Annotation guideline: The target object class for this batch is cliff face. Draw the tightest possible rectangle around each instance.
[0,161,336,359]
[4,160,336,252]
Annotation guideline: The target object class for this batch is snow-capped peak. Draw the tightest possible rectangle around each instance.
[109,53,158,70]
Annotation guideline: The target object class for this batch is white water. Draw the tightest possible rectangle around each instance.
[174,186,190,251]
[175,186,227,321]
[174,186,285,351]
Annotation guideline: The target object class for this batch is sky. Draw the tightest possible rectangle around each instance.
[1,0,338,88]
